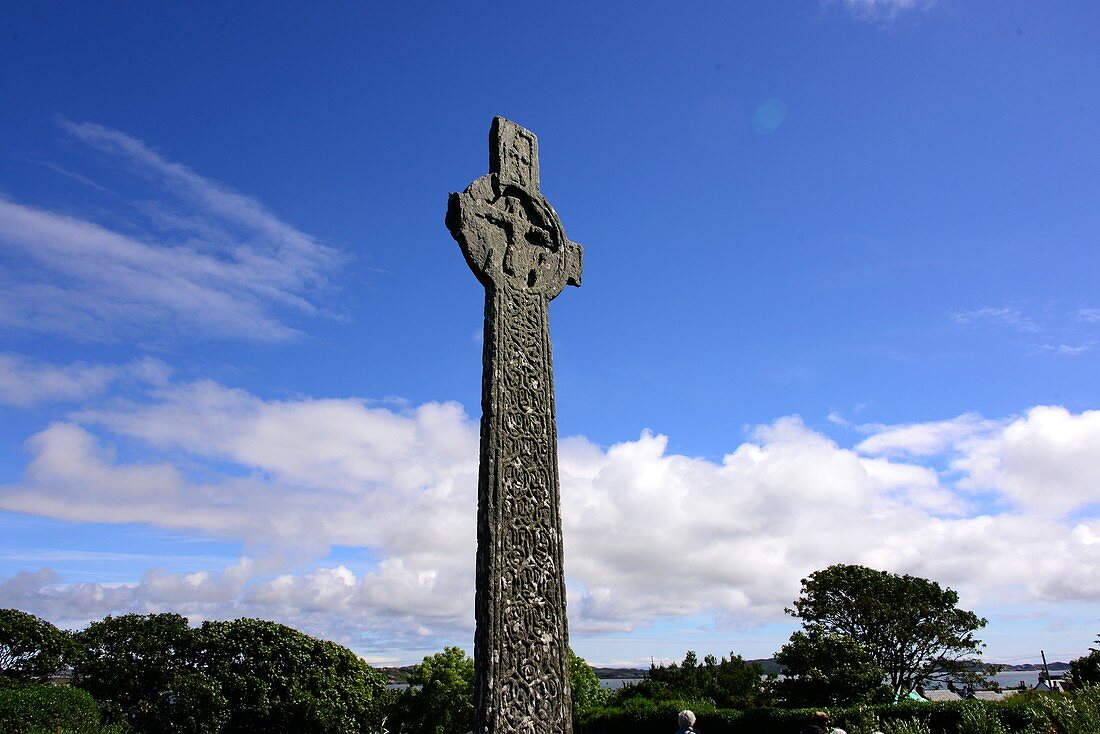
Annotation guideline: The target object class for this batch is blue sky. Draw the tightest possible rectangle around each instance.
[1,0,1099,667]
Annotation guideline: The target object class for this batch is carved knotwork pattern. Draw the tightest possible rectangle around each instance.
[483,282,569,734]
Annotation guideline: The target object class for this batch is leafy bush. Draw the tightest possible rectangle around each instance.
[392,647,607,733]
[1066,633,1100,689]
[1022,685,1100,734]
[197,618,388,734]
[570,649,607,723]
[575,696,715,734]
[885,718,933,734]
[581,686,1100,734]
[1068,649,1100,688]
[0,682,112,734]
[772,630,892,707]
[72,613,389,734]
[392,646,474,734]
[956,703,1009,734]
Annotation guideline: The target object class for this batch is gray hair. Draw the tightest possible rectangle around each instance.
[678,710,696,729]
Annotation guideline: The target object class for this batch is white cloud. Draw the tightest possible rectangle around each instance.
[951,306,1040,333]
[0,559,253,629]
[2,387,1099,657]
[953,406,1100,516]
[561,419,940,630]
[0,386,481,649]
[2,412,478,560]
[0,558,472,661]
[0,353,168,407]
[832,0,938,23]
[77,381,476,496]
[859,407,1100,517]
[856,413,1003,457]
[0,121,340,342]
[1038,343,1092,356]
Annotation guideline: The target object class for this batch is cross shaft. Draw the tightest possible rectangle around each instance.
[447,117,583,734]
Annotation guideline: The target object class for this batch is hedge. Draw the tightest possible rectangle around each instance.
[577,686,1100,734]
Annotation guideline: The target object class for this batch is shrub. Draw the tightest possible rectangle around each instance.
[581,686,1100,734]
[570,649,607,723]
[576,697,716,734]
[885,719,933,734]
[197,617,388,734]
[391,646,474,734]
[1022,684,1100,734]
[0,683,108,734]
[957,703,1009,734]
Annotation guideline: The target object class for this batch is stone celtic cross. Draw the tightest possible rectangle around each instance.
[447,117,583,734]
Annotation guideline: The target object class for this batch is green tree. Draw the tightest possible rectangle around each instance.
[72,612,222,734]
[626,650,765,708]
[771,628,892,707]
[163,672,230,734]
[1068,634,1100,687]
[568,649,605,721]
[395,646,475,734]
[785,564,988,697]
[197,617,387,734]
[0,609,71,684]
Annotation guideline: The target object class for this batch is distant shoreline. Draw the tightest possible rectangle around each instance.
[588,659,1072,680]
[377,658,1072,684]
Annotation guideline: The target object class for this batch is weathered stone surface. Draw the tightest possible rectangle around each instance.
[447,117,583,734]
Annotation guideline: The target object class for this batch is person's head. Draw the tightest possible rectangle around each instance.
[678,710,696,730]
[812,711,830,728]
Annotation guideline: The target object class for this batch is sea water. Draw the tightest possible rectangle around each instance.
[596,669,1062,691]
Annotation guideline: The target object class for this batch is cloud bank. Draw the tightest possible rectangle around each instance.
[1,368,1098,661]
